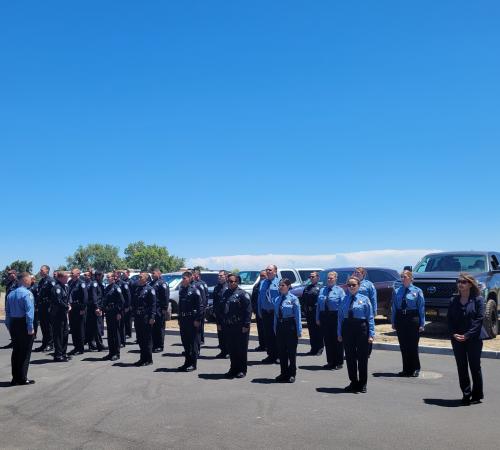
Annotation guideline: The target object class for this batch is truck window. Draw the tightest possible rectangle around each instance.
[280,270,297,283]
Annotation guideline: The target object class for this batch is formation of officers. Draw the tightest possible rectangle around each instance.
[4,264,486,403]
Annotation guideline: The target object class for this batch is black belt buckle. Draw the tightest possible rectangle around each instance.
[402,309,407,315]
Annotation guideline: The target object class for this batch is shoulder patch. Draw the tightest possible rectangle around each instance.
[116,287,122,293]
[56,288,61,294]
[81,282,86,289]
[93,282,98,288]
[150,288,155,295]
[162,283,167,289]
[124,284,129,289]
[51,281,56,286]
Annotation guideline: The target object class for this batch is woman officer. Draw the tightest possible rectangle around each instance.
[391,270,425,377]
[273,278,302,383]
[447,273,485,405]
[316,271,345,369]
[338,276,375,393]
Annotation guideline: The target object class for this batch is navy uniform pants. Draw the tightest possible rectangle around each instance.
[342,318,369,388]
[305,306,324,353]
[320,311,344,367]
[135,315,153,363]
[10,318,35,383]
[152,312,166,350]
[276,319,298,378]
[51,310,69,358]
[69,308,86,352]
[451,338,483,399]
[106,313,121,357]
[216,316,228,355]
[86,310,104,350]
[395,311,421,374]
[225,324,249,375]
[179,318,199,368]
[261,310,278,360]
[39,303,53,348]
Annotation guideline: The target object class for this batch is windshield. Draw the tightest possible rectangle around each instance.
[414,254,487,273]
[298,270,322,282]
[318,270,353,285]
[239,271,260,285]
[162,274,183,288]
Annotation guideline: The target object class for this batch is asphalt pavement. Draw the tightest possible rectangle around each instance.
[0,325,498,450]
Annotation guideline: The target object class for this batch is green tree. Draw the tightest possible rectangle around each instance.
[124,241,184,272]
[1,260,33,287]
[66,244,124,272]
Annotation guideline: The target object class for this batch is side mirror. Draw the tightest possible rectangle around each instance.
[403,265,413,272]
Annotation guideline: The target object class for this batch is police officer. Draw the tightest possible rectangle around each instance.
[102,272,125,361]
[257,265,280,363]
[274,279,302,383]
[354,267,377,356]
[2,269,18,349]
[121,269,134,338]
[29,276,39,338]
[150,268,170,353]
[338,276,375,393]
[67,268,88,355]
[213,270,229,358]
[34,265,55,352]
[302,271,323,355]
[6,272,36,385]
[131,271,157,366]
[115,270,131,347]
[251,270,267,352]
[316,271,345,369]
[49,271,72,362]
[392,270,425,377]
[87,271,107,352]
[177,271,204,372]
[192,269,208,345]
[222,274,252,378]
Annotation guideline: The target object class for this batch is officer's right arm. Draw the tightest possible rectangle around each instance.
[391,289,397,327]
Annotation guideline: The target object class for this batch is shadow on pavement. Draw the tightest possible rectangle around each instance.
[316,387,349,394]
[82,357,106,362]
[198,373,228,380]
[200,345,219,349]
[30,359,54,365]
[154,368,182,373]
[372,372,402,378]
[127,350,141,354]
[112,362,137,368]
[162,352,183,357]
[251,378,276,384]
[0,381,15,388]
[299,365,325,371]
[423,398,464,408]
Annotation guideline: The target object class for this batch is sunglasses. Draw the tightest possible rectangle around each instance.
[347,284,358,288]
[228,280,238,284]
[457,280,469,285]
[266,269,273,272]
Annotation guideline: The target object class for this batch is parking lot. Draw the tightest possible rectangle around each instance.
[0,326,499,450]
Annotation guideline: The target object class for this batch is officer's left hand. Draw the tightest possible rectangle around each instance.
[80,310,85,316]
[193,320,200,328]
[368,337,374,343]
[419,326,424,332]
[149,318,155,325]
[28,328,34,335]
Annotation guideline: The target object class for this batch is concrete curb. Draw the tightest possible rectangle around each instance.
[165,330,500,360]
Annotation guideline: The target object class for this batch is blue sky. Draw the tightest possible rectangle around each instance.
[1,1,499,271]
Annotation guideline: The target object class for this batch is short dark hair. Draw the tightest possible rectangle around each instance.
[280,278,292,287]
[228,273,241,284]
[41,265,50,271]
[183,271,193,278]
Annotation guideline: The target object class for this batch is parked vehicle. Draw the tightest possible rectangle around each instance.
[239,268,303,295]
[412,251,500,337]
[290,267,400,318]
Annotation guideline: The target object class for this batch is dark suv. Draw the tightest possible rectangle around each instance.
[291,267,399,318]
[412,251,500,338]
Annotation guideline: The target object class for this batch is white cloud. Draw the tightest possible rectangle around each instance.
[187,249,440,271]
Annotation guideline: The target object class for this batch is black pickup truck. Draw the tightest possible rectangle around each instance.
[412,251,500,338]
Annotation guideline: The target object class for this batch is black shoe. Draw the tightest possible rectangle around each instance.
[216,352,228,359]
[34,346,46,353]
[126,335,132,339]
[102,355,112,360]
[120,344,126,348]
[110,355,120,361]
[88,346,98,352]
[224,371,235,379]
[323,364,334,370]
[153,348,163,353]
[314,349,324,356]
[262,356,274,364]
[275,358,280,364]
[10,379,18,386]
[461,395,471,406]
[177,364,188,371]
[18,379,36,385]
[275,374,287,383]
[334,365,343,370]
[68,349,84,356]
[97,346,108,352]
[398,371,409,377]
[235,372,246,379]
[45,345,54,352]
[411,370,420,378]
[359,385,367,393]
[254,346,266,352]
[63,354,72,361]
[185,365,196,372]
[344,383,358,393]
[144,360,153,366]
[134,360,145,367]
[288,376,296,383]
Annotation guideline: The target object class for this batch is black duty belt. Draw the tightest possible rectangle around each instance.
[135,308,145,315]
[179,312,194,318]
[277,317,295,323]
[396,309,418,317]
[344,317,367,323]
[320,310,338,315]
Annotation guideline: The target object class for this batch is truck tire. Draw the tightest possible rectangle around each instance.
[484,299,498,338]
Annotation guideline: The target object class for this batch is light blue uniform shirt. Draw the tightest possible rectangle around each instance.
[359,279,377,315]
[338,293,375,338]
[391,284,425,328]
[6,286,35,333]
[316,285,346,321]
[257,276,280,317]
[273,293,302,335]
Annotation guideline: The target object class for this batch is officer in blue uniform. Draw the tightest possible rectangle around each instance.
[302,271,324,355]
[131,271,157,366]
[87,271,107,352]
[213,270,229,358]
[392,269,425,377]
[49,271,72,362]
[6,272,36,385]
[192,269,208,345]
[34,265,55,352]
[67,268,88,355]
[221,274,252,378]
[316,271,346,369]
[258,265,281,363]
[251,270,267,351]
[273,278,302,383]
[338,276,375,393]
[177,271,204,371]
[102,272,125,361]
[150,269,170,353]
[354,267,377,357]
[116,270,131,347]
